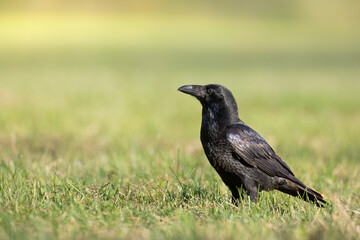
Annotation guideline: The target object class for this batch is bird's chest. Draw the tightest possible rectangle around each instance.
[201,126,231,170]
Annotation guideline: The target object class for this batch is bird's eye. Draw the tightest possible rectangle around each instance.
[207,88,215,95]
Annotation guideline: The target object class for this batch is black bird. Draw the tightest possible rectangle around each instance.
[178,84,326,206]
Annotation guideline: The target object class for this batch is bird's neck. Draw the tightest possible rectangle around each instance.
[201,104,240,134]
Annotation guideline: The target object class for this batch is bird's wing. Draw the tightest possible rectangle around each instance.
[226,124,295,178]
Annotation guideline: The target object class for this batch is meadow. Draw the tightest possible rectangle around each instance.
[0,10,359,239]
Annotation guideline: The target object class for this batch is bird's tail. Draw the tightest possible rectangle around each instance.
[278,178,327,207]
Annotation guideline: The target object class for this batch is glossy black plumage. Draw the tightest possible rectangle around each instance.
[178,84,326,206]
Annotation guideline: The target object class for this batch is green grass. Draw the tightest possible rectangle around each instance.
[0,12,360,239]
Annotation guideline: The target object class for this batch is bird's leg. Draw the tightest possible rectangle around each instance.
[247,186,260,203]
[229,186,242,205]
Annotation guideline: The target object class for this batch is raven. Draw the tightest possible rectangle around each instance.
[178,84,326,206]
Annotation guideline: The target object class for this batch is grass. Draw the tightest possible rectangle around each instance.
[0,12,360,239]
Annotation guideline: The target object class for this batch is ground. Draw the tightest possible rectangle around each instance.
[0,10,359,240]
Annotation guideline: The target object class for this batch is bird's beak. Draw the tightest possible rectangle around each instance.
[178,85,206,99]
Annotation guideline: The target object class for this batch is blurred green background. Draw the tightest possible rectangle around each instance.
[1,0,359,139]
[0,1,359,239]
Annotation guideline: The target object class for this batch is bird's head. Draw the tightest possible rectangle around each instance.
[178,84,239,123]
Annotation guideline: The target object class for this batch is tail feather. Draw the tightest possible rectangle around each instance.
[278,179,326,207]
